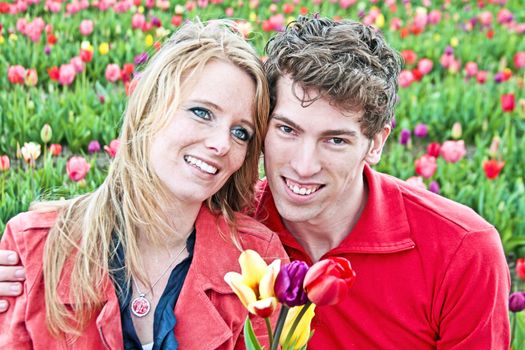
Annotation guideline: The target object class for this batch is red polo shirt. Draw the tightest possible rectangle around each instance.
[254,164,510,349]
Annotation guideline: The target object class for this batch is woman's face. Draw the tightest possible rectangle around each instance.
[149,59,256,206]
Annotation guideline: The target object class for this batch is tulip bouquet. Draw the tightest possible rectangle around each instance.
[224,250,356,350]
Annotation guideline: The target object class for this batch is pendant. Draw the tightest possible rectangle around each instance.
[131,294,151,317]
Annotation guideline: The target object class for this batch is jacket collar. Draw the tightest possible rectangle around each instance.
[256,164,415,257]
[174,205,245,349]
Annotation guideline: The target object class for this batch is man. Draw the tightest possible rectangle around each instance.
[0,16,510,349]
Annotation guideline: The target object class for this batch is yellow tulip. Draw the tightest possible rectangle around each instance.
[375,14,385,28]
[145,34,154,47]
[0,36,4,45]
[99,42,109,55]
[279,303,316,349]
[224,250,280,318]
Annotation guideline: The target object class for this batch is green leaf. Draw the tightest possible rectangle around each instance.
[244,317,264,350]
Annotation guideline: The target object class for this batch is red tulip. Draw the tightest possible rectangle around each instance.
[517,258,525,280]
[501,93,515,112]
[401,50,417,65]
[49,144,62,156]
[48,66,60,81]
[482,159,504,180]
[304,257,356,306]
[426,142,441,158]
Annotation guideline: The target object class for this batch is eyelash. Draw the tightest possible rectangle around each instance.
[190,107,252,142]
[278,125,295,135]
[328,137,347,145]
[190,107,211,120]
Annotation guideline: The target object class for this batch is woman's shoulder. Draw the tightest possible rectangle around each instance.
[235,212,288,262]
[2,210,59,258]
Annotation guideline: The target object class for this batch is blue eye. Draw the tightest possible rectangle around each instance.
[231,126,252,142]
[190,107,211,120]
[279,125,294,134]
[328,137,346,145]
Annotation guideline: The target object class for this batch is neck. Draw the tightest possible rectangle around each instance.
[283,175,368,262]
[138,201,201,250]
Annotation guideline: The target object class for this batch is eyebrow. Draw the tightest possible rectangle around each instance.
[272,114,358,138]
[190,99,255,130]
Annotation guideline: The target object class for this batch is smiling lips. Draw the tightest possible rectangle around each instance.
[184,155,218,175]
[285,178,322,196]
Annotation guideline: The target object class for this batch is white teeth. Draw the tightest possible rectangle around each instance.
[285,179,320,196]
[185,156,218,174]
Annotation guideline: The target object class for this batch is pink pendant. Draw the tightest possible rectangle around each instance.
[131,294,151,317]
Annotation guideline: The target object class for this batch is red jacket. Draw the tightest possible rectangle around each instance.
[255,164,510,350]
[0,205,288,349]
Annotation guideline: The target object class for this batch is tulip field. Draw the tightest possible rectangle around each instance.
[1,0,525,343]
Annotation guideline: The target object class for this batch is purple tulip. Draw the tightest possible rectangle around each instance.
[88,140,101,154]
[494,72,504,83]
[509,292,525,312]
[134,52,149,66]
[414,123,428,138]
[274,261,309,307]
[391,117,397,129]
[44,46,51,55]
[429,181,440,194]
[444,46,454,56]
[399,128,411,145]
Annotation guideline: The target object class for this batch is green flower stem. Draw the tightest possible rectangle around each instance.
[511,312,516,348]
[282,301,313,350]
[265,317,274,346]
[270,304,290,350]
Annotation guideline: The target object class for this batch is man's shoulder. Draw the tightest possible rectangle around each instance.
[380,172,493,234]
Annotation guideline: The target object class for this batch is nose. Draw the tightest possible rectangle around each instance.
[290,140,321,178]
[205,127,231,156]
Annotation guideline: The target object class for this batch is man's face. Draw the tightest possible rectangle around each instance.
[264,76,389,226]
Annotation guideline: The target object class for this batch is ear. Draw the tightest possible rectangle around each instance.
[365,124,391,165]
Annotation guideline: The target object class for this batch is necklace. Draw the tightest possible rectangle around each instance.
[130,243,187,318]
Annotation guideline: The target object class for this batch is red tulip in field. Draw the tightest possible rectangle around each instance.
[66,156,90,182]
[49,144,62,156]
[501,93,515,112]
[426,142,441,158]
[7,65,26,84]
[482,159,504,180]
[304,257,356,306]
[516,258,525,280]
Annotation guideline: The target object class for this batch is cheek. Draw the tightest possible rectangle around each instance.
[226,146,249,175]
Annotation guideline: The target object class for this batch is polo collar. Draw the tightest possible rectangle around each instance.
[256,164,415,258]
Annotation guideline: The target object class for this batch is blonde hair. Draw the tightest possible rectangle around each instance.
[39,20,269,336]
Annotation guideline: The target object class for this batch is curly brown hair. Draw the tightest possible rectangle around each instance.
[264,15,401,138]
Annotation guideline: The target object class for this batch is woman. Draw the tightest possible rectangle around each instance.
[0,20,287,349]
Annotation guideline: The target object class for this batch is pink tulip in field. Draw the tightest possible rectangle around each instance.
[104,139,120,158]
[70,56,85,73]
[428,10,441,25]
[105,64,121,83]
[16,18,27,33]
[476,70,488,84]
[415,155,437,179]
[79,19,94,36]
[45,1,61,12]
[67,156,91,182]
[464,62,478,78]
[405,176,426,190]
[399,70,414,88]
[440,140,466,163]
[0,155,9,172]
[514,52,525,69]
[478,11,493,27]
[8,65,26,84]
[497,8,513,24]
[131,13,146,29]
[25,68,38,86]
[58,63,76,85]
[417,58,433,75]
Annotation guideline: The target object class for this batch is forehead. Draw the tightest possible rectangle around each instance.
[273,76,363,133]
[184,60,256,115]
